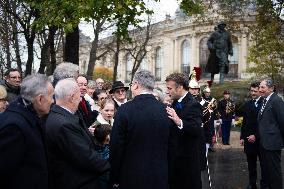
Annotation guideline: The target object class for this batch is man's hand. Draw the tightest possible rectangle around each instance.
[240,139,244,146]
[247,135,256,143]
[166,107,181,126]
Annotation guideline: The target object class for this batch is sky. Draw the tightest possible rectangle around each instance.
[79,0,179,41]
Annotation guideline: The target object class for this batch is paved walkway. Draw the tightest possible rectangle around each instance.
[202,131,284,189]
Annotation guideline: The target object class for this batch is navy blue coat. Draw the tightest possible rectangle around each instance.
[0,98,48,189]
[169,92,203,189]
[45,105,110,189]
[241,98,263,154]
[110,94,174,189]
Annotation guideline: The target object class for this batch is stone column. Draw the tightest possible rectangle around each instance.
[240,30,248,79]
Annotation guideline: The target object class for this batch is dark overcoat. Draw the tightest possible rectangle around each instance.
[241,98,263,154]
[0,98,48,189]
[169,92,203,189]
[257,93,284,150]
[110,94,173,189]
[45,105,110,189]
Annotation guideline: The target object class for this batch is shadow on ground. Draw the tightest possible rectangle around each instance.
[202,131,284,189]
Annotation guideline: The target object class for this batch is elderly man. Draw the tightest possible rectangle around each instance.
[109,81,129,109]
[45,79,110,189]
[0,68,22,102]
[96,78,104,90]
[77,75,98,126]
[52,62,79,86]
[257,78,284,189]
[0,74,54,189]
[110,70,174,189]
[0,85,8,113]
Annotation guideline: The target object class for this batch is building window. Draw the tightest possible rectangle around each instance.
[228,36,239,78]
[199,37,210,78]
[181,40,190,75]
[125,53,133,82]
[140,57,148,70]
[155,47,162,81]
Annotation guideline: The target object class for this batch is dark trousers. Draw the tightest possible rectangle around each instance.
[246,152,266,187]
[221,120,231,144]
[260,145,282,189]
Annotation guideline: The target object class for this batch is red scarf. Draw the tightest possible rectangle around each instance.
[80,98,89,116]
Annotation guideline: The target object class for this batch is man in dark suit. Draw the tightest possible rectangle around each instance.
[240,82,266,189]
[110,70,173,189]
[165,73,203,189]
[76,75,98,127]
[257,78,284,189]
[0,74,54,189]
[45,79,110,189]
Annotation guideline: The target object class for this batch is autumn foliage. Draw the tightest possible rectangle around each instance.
[92,66,113,81]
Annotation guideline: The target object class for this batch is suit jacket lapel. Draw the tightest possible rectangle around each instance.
[258,94,275,120]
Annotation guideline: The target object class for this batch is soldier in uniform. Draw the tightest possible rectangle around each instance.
[201,86,218,153]
[218,90,235,145]
[206,21,233,84]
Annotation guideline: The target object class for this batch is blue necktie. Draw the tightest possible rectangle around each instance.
[175,102,183,110]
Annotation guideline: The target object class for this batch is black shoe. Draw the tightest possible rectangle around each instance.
[247,184,257,189]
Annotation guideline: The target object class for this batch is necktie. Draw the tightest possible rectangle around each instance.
[260,99,267,115]
[175,102,183,110]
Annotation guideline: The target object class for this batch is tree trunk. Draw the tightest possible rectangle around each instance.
[24,30,36,76]
[38,39,50,74]
[3,8,11,69]
[87,29,99,77]
[113,37,120,82]
[11,0,21,73]
[48,26,57,75]
[64,26,79,65]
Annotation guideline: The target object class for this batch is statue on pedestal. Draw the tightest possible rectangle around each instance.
[206,21,233,84]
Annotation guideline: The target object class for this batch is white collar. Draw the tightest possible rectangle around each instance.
[59,105,74,114]
[254,96,261,102]
[178,92,188,103]
[265,92,274,102]
[96,113,114,126]
[113,98,127,107]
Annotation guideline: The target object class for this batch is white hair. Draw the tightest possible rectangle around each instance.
[53,62,79,86]
[21,74,50,102]
[54,78,79,101]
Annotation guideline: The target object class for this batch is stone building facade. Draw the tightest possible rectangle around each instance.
[79,7,255,86]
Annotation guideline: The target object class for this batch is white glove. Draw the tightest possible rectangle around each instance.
[232,119,235,127]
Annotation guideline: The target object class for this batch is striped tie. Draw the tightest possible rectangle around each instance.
[260,99,267,115]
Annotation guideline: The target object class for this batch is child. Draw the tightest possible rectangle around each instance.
[93,124,112,189]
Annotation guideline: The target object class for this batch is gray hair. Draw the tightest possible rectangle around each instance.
[153,88,165,102]
[133,70,155,91]
[54,78,79,101]
[53,62,79,86]
[21,74,50,102]
[88,80,97,89]
[262,77,274,88]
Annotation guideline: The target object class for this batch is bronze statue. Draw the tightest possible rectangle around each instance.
[206,21,233,84]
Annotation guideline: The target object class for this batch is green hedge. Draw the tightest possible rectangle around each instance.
[202,80,251,116]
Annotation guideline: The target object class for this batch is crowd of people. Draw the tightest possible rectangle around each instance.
[0,63,283,189]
